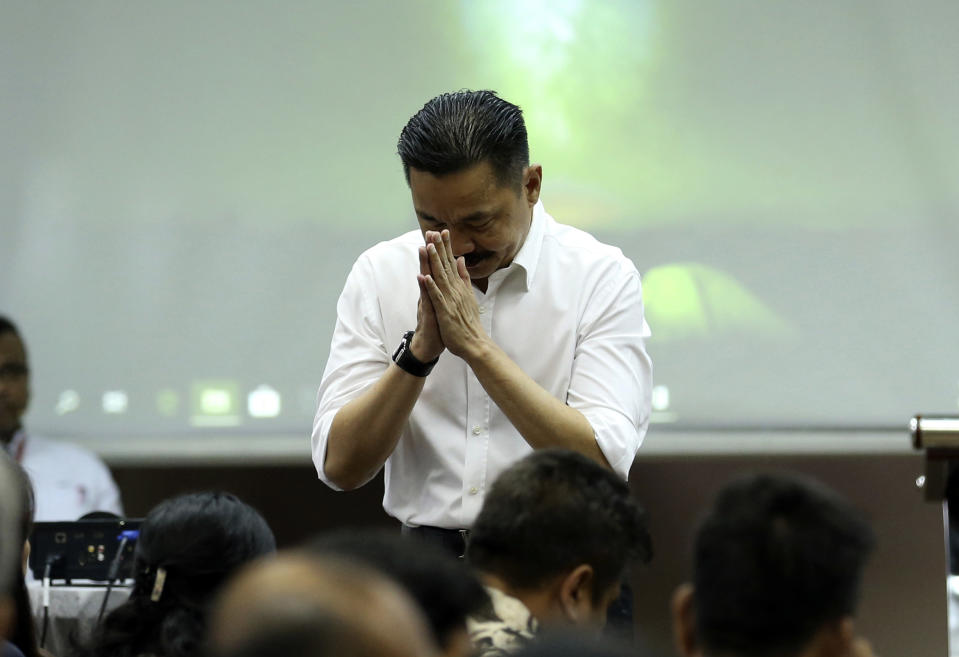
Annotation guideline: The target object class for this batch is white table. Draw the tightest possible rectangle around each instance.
[27,581,131,656]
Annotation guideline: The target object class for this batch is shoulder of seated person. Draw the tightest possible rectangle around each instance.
[26,435,108,465]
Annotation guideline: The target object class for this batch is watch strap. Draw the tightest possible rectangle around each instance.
[392,330,439,377]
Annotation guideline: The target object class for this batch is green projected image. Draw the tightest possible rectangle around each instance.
[643,264,797,343]
[1,0,958,440]
[458,0,660,227]
[457,1,959,229]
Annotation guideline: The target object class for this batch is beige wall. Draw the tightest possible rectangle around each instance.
[629,453,947,657]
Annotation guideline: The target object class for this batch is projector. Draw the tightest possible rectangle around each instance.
[29,518,142,583]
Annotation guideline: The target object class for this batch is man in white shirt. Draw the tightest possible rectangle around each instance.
[0,316,123,521]
[312,90,652,546]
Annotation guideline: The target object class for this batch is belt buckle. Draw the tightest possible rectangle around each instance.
[458,529,471,559]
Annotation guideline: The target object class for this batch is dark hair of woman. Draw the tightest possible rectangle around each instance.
[72,491,275,657]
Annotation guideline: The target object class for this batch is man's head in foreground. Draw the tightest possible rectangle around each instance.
[467,448,652,629]
[0,317,29,446]
[672,472,876,657]
[208,552,438,657]
[398,90,541,288]
[309,529,488,657]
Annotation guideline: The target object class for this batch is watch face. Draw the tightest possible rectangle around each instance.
[394,331,414,362]
[392,331,433,376]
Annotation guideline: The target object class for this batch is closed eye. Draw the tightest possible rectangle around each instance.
[418,216,445,229]
[465,215,495,230]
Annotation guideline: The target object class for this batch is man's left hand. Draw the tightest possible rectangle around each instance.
[419,230,489,361]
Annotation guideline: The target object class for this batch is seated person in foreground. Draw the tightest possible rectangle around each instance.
[207,552,438,657]
[71,491,275,657]
[0,316,121,520]
[308,529,488,657]
[465,449,652,656]
[671,472,877,657]
[1,453,25,655]
[4,456,42,657]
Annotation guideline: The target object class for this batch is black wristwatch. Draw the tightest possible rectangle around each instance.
[392,330,439,377]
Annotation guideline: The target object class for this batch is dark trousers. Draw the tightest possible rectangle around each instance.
[400,524,471,558]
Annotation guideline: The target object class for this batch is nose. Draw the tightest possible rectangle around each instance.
[448,229,475,258]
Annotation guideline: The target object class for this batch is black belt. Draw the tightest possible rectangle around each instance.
[401,524,471,559]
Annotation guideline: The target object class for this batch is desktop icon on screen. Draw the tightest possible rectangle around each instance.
[651,385,670,411]
[248,385,281,419]
[55,390,80,416]
[102,390,129,415]
[156,388,180,417]
[190,380,240,427]
[650,384,677,424]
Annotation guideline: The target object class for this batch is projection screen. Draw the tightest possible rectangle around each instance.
[1,1,957,459]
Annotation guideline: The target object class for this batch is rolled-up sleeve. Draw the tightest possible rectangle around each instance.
[566,263,652,479]
[311,256,390,490]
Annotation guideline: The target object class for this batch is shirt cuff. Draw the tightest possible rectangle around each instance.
[580,407,646,479]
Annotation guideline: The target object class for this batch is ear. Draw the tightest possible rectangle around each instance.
[558,564,595,624]
[671,583,701,657]
[523,164,542,207]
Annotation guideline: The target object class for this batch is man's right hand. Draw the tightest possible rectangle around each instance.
[412,243,445,362]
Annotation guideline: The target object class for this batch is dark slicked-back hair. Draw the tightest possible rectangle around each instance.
[693,473,875,657]
[467,449,652,601]
[397,90,529,189]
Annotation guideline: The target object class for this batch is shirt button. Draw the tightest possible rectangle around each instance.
[472,426,482,435]
[478,306,486,314]
[469,487,478,495]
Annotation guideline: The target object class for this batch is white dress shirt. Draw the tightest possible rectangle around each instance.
[8,430,123,521]
[312,201,652,529]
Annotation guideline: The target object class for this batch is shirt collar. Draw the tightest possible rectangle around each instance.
[6,429,27,463]
[503,200,547,292]
[484,586,539,633]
